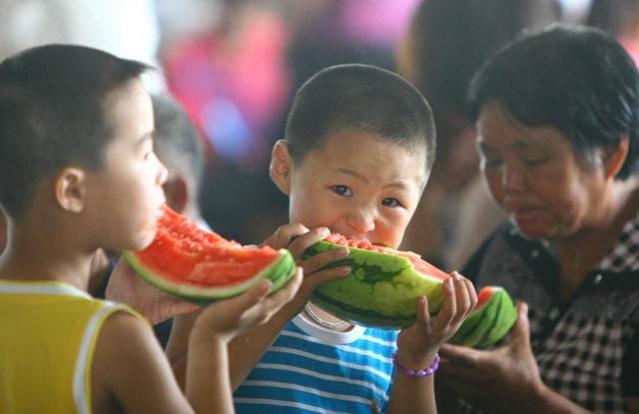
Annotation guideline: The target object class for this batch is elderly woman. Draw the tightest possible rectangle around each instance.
[438,25,639,413]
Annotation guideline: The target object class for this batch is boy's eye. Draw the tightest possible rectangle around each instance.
[331,185,353,197]
[382,197,402,208]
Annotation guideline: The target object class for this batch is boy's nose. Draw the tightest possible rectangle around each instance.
[345,210,376,234]
[157,158,169,186]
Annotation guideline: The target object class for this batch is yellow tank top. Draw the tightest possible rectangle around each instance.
[0,279,142,414]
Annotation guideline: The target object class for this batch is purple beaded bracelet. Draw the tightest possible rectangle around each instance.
[392,352,440,378]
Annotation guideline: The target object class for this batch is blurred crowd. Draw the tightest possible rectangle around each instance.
[0,0,635,265]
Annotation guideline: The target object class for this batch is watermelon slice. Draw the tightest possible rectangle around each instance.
[302,233,450,328]
[449,286,517,348]
[124,206,296,303]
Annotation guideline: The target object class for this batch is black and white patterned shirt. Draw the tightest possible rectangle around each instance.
[461,215,639,413]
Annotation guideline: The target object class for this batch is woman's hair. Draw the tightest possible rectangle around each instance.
[468,24,639,180]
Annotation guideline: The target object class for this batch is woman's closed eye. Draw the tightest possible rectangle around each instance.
[481,155,503,169]
[331,185,353,197]
[522,155,549,166]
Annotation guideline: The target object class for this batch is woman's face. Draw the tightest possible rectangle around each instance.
[476,101,610,240]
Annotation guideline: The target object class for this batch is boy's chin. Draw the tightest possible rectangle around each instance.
[123,231,156,252]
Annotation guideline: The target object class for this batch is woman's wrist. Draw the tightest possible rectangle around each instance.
[519,379,589,414]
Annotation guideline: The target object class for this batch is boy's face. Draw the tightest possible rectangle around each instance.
[272,129,426,249]
[85,79,167,251]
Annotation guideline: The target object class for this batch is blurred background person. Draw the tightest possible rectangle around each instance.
[0,0,164,92]
[397,0,560,270]
[586,0,639,66]
[152,94,209,229]
[1,0,592,253]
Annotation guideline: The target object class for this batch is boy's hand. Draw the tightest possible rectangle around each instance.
[395,272,477,369]
[106,258,199,325]
[263,224,351,309]
[192,267,303,344]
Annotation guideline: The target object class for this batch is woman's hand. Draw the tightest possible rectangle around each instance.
[438,303,548,413]
[263,223,351,310]
[396,272,477,369]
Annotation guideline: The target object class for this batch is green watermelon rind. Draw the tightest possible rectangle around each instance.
[448,287,501,345]
[448,287,518,349]
[459,290,503,348]
[475,289,518,348]
[303,240,445,329]
[123,248,296,303]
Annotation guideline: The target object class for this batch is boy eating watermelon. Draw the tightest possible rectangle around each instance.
[0,44,302,413]
[230,64,478,413]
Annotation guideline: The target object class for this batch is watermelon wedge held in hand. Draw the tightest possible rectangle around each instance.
[302,233,450,328]
[448,286,517,348]
[124,206,296,303]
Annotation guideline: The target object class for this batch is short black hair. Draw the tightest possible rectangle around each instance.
[285,64,436,173]
[0,44,150,218]
[468,24,639,180]
[152,94,205,195]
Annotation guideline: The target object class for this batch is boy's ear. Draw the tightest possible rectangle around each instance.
[270,139,293,195]
[54,167,87,213]
[603,137,629,179]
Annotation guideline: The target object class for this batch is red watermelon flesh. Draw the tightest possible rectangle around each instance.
[124,206,296,301]
[323,233,450,280]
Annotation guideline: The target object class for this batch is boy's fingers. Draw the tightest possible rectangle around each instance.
[241,268,304,324]
[463,277,478,314]
[304,266,351,288]
[265,268,303,306]
[451,272,470,325]
[287,227,331,257]
[266,223,310,249]
[435,278,457,330]
[228,280,272,315]
[300,247,349,274]
[416,296,431,326]
[169,300,200,317]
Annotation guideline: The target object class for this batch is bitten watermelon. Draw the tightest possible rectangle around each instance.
[449,286,517,348]
[124,206,296,303]
[302,233,450,328]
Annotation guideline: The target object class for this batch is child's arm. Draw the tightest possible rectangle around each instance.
[228,223,351,389]
[93,272,303,413]
[387,272,477,414]
[165,268,304,389]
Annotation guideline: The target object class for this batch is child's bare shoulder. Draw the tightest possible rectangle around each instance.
[91,312,189,413]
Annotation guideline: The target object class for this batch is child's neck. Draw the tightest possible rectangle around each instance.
[0,220,94,292]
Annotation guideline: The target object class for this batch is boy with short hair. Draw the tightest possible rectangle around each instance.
[0,44,301,413]
[230,64,477,413]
